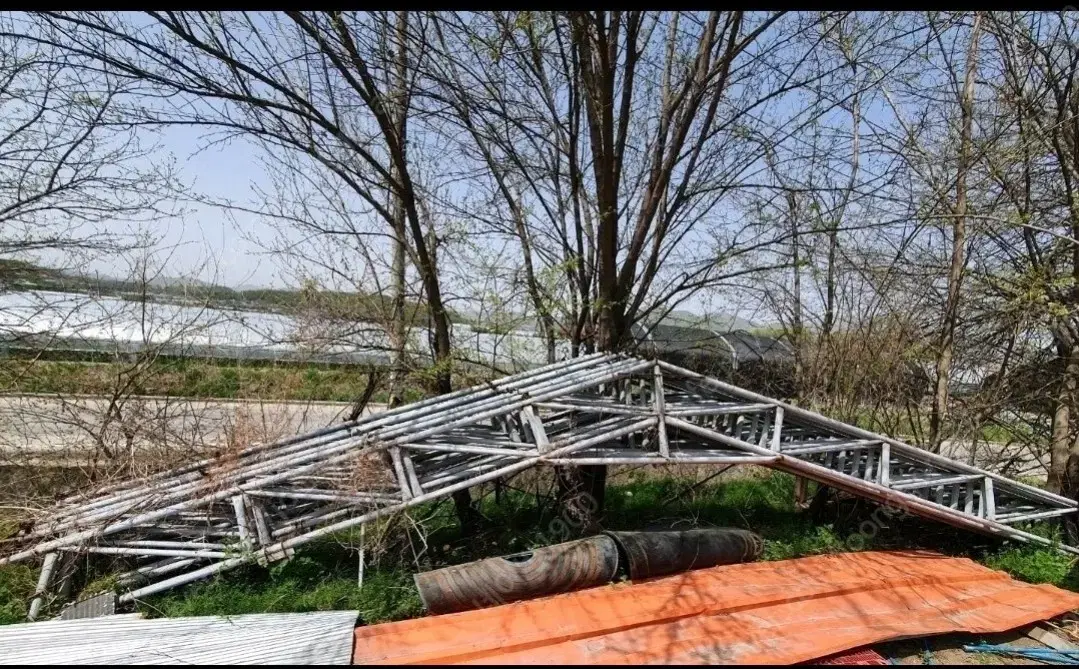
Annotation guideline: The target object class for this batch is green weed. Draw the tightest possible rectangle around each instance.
[143,561,420,624]
[0,565,35,625]
[983,545,1079,590]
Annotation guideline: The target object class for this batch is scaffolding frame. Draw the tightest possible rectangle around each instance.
[4,353,1076,612]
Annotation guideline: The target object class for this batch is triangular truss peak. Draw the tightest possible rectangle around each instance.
[3,354,1076,610]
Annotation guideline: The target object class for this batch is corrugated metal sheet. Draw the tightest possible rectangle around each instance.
[0,610,358,665]
[352,550,1079,665]
[57,591,116,620]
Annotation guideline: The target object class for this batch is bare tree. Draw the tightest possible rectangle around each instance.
[927,12,985,454]
[9,11,493,529]
[16,11,455,390]
[983,12,1079,499]
[21,10,1079,541]
[0,12,188,514]
[0,13,175,306]
[426,12,592,362]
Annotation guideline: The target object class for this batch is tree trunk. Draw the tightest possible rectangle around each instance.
[788,190,803,391]
[346,371,382,422]
[417,201,472,527]
[820,23,860,393]
[555,464,606,534]
[511,192,558,365]
[1048,341,1078,494]
[452,490,477,534]
[562,12,632,527]
[822,226,838,340]
[786,188,811,496]
[1062,450,1079,544]
[392,11,469,532]
[388,178,408,408]
[929,12,982,455]
[383,11,410,411]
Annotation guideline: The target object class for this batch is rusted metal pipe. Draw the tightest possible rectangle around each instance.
[606,529,763,580]
[413,535,620,615]
[412,528,765,615]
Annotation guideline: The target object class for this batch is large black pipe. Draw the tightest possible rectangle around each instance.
[606,528,763,580]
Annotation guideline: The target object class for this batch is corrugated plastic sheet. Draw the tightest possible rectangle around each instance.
[353,550,1079,665]
[0,610,358,665]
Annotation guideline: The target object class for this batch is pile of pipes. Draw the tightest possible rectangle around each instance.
[0,354,658,613]
[6,349,1079,618]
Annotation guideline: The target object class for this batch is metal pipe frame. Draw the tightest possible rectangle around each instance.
[6,354,1077,610]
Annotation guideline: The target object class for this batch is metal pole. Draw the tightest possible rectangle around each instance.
[26,552,58,621]
[41,361,614,535]
[658,360,1079,509]
[666,415,1079,555]
[118,416,657,603]
[357,524,365,589]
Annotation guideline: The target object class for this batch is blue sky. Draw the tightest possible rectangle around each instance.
[94,126,282,289]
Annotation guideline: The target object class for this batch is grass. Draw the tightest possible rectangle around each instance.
[138,521,440,624]
[146,564,421,624]
[0,564,35,625]
[3,471,1078,624]
[977,421,1037,444]
[0,357,502,404]
[984,545,1079,590]
[0,358,430,404]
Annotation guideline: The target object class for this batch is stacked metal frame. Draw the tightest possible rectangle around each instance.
[2,353,1076,612]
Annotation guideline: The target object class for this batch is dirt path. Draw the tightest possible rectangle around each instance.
[877,625,1068,665]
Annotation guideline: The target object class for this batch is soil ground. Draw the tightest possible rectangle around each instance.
[871,619,1079,665]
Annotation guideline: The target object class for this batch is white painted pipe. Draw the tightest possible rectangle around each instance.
[60,546,231,559]
[26,552,58,621]
[667,415,1079,556]
[44,356,616,533]
[116,557,198,585]
[118,415,657,603]
[659,361,1079,509]
[42,357,636,539]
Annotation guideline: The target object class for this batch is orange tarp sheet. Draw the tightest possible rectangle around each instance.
[352,550,1079,665]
